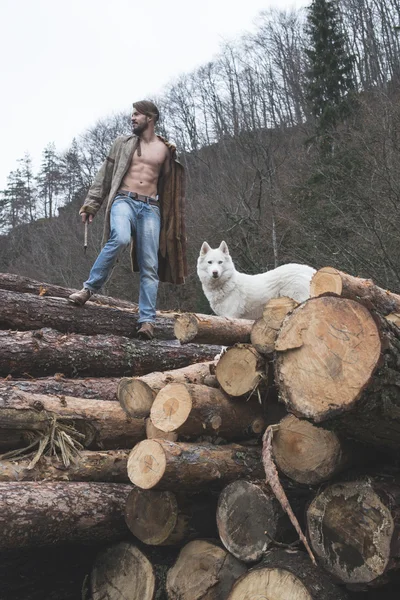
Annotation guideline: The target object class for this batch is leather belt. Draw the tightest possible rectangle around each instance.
[116,189,160,206]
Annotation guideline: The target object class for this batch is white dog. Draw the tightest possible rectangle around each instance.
[197,241,316,320]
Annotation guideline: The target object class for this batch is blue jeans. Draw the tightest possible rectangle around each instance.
[84,195,161,323]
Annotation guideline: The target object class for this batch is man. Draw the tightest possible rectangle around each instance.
[68,100,187,340]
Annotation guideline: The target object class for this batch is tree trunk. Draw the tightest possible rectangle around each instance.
[0,481,132,550]
[127,439,264,490]
[166,539,247,600]
[228,548,350,599]
[146,418,178,441]
[0,328,223,378]
[0,449,130,482]
[0,271,139,310]
[117,361,214,418]
[307,477,400,588]
[2,375,119,402]
[0,289,175,340]
[272,414,368,485]
[216,480,297,563]
[275,296,400,449]
[310,266,400,315]
[0,385,145,450]
[250,297,298,355]
[90,541,156,600]
[150,383,265,440]
[215,344,267,397]
[124,488,217,545]
[174,313,253,345]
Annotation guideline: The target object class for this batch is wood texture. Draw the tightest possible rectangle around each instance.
[215,344,267,397]
[251,296,298,355]
[0,375,119,402]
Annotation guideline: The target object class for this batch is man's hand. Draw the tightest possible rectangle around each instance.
[81,213,94,224]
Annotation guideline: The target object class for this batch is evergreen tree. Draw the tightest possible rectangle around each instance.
[304,0,355,143]
[17,153,37,222]
[61,139,85,205]
[36,143,62,218]
[0,168,32,233]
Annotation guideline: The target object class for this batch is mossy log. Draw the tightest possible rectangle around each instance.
[0,385,145,450]
[0,449,130,482]
[0,272,139,310]
[2,375,119,402]
[174,313,253,345]
[0,289,175,340]
[0,481,132,550]
[250,297,298,355]
[118,361,214,418]
[307,477,400,588]
[228,548,350,600]
[275,296,400,449]
[272,414,369,485]
[215,344,267,397]
[166,539,247,600]
[0,328,222,378]
[127,439,264,490]
[150,382,265,440]
[216,480,297,563]
[124,488,217,545]
[310,267,400,315]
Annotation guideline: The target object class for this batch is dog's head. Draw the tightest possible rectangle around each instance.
[197,241,234,284]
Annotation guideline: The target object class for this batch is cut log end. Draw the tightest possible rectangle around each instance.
[251,297,299,355]
[174,314,198,344]
[91,541,155,600]
[145,418,179,441]
[307,480,395,585]
[275,297,381,421]
[215,344,266,397]
[150,383,192,432]
[117,377,154,418]
[272,414,343,484]
[228,567,313,600]
[310,266,343,297]
[127,439,166,489]
[125,488,178,545]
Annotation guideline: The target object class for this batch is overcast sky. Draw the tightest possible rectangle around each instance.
[0,0,307,191]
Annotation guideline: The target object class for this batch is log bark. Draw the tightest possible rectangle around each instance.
[215,344,267,397]
[117,361,214,418]
[0,289,175,340]
[0,271,139,310]
[307,477,400,587]
[310,266,400,315]
[166,539,247,600]
[1,375,119,402]
[124,488,217,546]
[174,313,253,345]
[228,548,350,600]
[0,449,130,482]
[275,296,400,449]
[216,480,296,563]
[0,481,132,550]
[90,541,156,600]
[272,414,368,485]
[250,297,298,355]
[0,328,223,378]
[150,383,265,440]
[127,439,264,490]
[0,385,145,449]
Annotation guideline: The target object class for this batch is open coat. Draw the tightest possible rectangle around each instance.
[79,135,187,284]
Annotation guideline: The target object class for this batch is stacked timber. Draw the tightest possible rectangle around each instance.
[2,270,400,599]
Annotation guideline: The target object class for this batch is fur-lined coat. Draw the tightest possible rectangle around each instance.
[79,135,187,284]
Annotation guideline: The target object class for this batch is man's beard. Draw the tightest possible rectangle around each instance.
[132,121,147,135]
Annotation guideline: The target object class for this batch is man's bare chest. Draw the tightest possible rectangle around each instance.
[133,142,167,170]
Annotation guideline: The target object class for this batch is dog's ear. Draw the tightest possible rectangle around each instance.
[200,242,211,256]
[219,241,230,255]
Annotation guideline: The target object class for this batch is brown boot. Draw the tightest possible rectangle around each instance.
[68,288,93,306]
[137,322,154,340]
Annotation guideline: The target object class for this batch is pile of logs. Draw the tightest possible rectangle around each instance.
[1,270,400,599]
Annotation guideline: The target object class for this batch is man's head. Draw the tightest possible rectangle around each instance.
[131,100,159,135]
